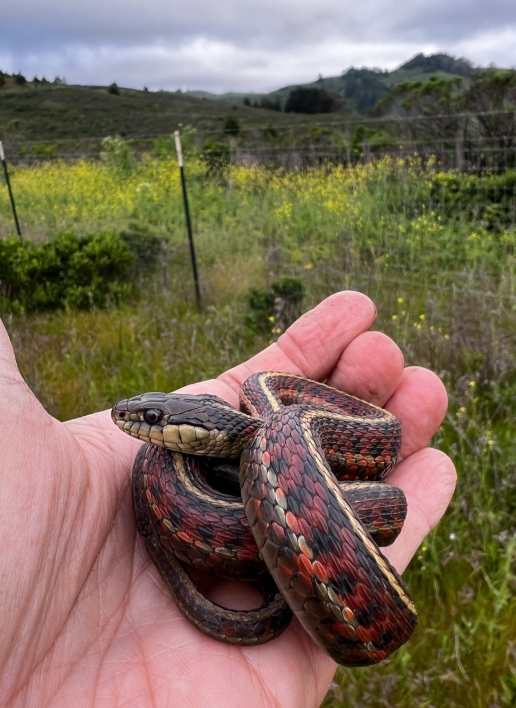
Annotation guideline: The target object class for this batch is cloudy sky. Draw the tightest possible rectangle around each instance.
[1,0,515,94]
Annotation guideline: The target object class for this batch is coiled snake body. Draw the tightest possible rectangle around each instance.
[112,372,417,666]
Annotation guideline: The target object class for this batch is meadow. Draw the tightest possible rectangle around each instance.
[1,143,515,707]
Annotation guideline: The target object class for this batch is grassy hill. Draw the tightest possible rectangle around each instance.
[0,82,355,159]
[0,53,504,159]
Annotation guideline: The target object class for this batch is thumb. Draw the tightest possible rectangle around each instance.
[0,319,48,421]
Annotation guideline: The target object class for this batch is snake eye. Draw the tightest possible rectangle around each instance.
[144,409,163,425]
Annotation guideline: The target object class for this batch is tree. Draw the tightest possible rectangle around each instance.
[463,69,516,148]
[108,82,120,96]
[223,115,240,136]
[340,68,390,114]
[285,87,336,114]
[399,53,474,78]
[393,76,465,142]
[258,97,281,111]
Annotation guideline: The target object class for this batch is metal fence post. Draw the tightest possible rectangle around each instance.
[174,131,202,310]
[0,142,22,237]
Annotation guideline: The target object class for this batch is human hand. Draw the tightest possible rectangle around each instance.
[0,291,455,707]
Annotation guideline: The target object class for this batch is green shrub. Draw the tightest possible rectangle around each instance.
[100,135,134,177]
[201,139,230,175]
[245,276,305,335]
[34,142,60,157]
[431,170,516,228]
[223,115,240,136]
[0,231,135,313]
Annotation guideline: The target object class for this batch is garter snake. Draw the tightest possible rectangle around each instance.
[112,372,417,666]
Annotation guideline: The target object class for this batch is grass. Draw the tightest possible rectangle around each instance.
[1,151,516,706]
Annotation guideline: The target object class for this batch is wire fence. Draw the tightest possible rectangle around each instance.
[1,118,516,311]
[230,136,516,173]
[1,110,516,170]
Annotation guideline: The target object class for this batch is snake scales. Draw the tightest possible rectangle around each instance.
[112,372,417,666]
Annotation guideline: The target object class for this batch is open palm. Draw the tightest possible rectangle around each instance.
[0,292,455,707]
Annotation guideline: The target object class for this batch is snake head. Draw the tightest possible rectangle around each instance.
[111,392,257,458]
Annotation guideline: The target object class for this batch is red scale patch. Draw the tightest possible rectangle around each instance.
[298,553,314,576]
[312,509,329,534]
[177,530,193,544]
[312,559,329,582]
[236,548,257,560]
[330,621,357,640]
[355,625,374,643]
[313,480,327,499]
[297,517,314,542]
[289,461,304,485]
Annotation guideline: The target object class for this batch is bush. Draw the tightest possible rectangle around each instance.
[431,170,516,228]
[245,276,305,335]
[100,135,134,176]
[223,115,240,136]
[201,139,230,175]
[152,126,197,161]
[33,142,60,157]
[0,231,135,314]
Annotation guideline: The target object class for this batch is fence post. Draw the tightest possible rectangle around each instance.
[227,137,236,202]
[362,139,371,164]
[174,130,202,310]
[0,142,22,237]
[455,128,464,172]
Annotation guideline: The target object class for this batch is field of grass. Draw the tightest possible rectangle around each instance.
[1,148,516,706]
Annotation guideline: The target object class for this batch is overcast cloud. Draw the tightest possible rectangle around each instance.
[1,1,515,93]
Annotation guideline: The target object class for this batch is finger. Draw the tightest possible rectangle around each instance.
[385,366,448,459]
[382,447,456,573]
[239,291,376,381]
[325,330,405,407]
[181,291,376,405]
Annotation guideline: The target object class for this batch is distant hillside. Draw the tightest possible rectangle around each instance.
[0,53,511,161]
[0,80,353,160]
[187,53,479,115]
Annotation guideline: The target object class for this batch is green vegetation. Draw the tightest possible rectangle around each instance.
[245,276,306,334]
[1,148,515,706]
[0,227,165,314]
[0,231,132,313]
[284,87,338,114]
[2,53,515,163]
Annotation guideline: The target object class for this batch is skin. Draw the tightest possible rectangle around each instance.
[0,291,456,708]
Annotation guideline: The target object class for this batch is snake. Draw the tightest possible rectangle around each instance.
[112,372,417,666]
